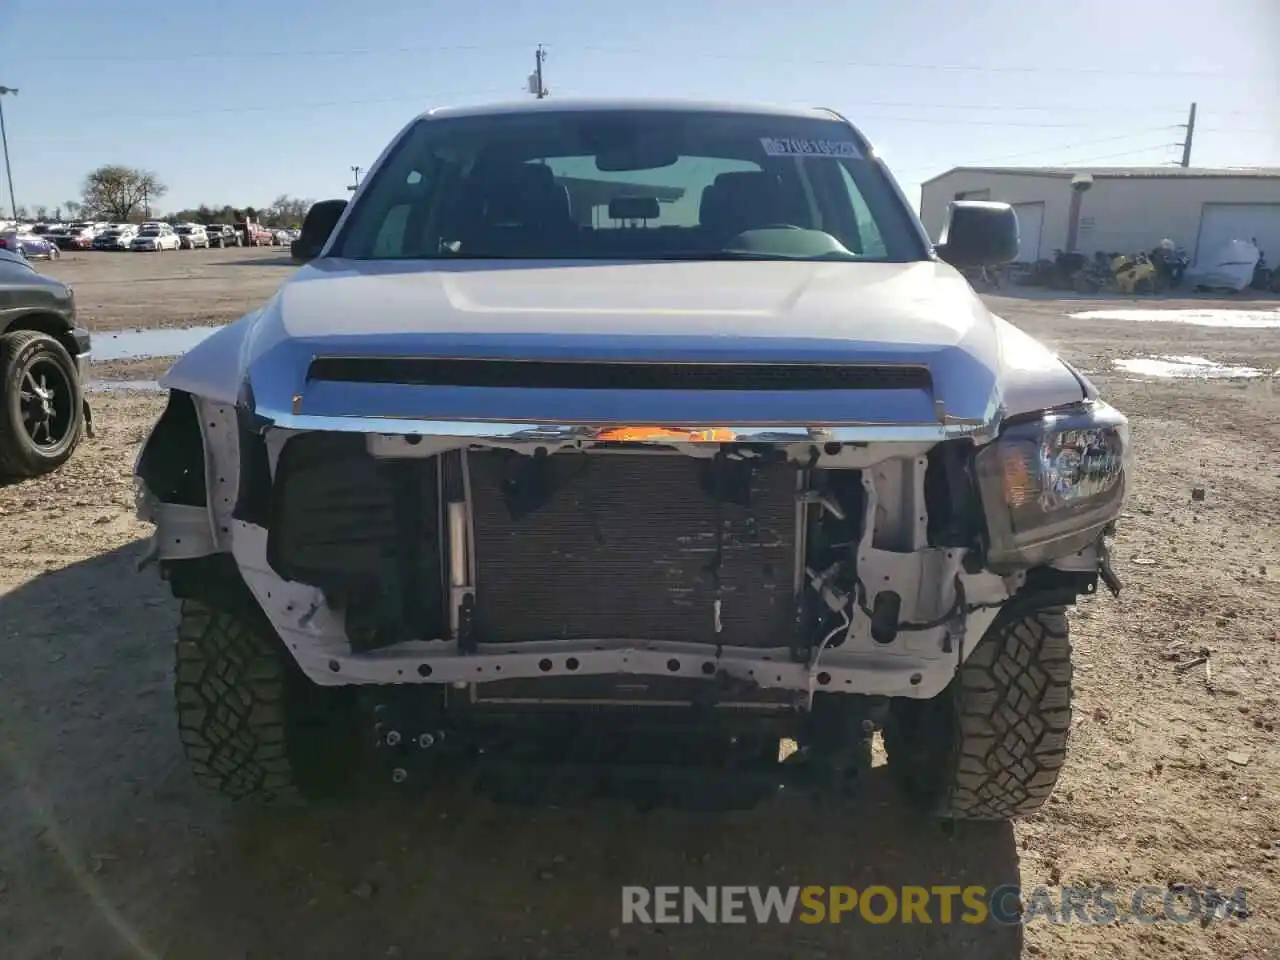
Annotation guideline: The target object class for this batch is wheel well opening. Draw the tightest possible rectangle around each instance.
[137,390,207,506]
[4,313,79,360]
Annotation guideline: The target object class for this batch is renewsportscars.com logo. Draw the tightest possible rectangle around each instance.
[621,885,1252,926]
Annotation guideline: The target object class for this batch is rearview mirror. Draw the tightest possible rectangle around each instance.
[291,199,348,263]
[935,200,1019,268]
[595,147,679,172]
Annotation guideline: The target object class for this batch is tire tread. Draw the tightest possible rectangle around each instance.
[885,607,1073,821]
[173,599,306,805]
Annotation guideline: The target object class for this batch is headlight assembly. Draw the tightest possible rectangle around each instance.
[975,401,1130,571]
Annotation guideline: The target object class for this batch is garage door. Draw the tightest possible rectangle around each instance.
[1011,202,1044,262]
[1194,203,1280,265]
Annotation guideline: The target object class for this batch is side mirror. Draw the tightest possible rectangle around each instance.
[291,199,348,263]
[935,200,1019,268]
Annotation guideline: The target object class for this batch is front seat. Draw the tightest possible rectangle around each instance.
[698,171,794,241]
[460,162,576,255]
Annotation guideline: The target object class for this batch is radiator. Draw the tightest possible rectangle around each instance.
[468,451,798,648]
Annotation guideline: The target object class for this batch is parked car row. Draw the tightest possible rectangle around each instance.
[0,219,300,254]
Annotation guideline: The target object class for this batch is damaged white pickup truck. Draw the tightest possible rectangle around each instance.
[134,99,1128,817]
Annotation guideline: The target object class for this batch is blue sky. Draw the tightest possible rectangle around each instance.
[2,0,1277,217]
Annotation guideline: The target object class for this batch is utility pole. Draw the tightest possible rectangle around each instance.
[348,165,362,192]
[528,44,548,99]
[0,86,19,220]
[1178,102,1197,168]
[142,183,150,219]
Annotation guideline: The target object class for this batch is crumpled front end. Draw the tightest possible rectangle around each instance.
[134,338,1128,707]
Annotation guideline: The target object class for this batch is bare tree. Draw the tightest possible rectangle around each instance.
[80,165,167,222]
[64,200,82,220]
[266,194,313,227]
[33,205,48,220]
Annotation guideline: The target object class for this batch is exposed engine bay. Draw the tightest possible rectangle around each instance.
[136,390,1087,707]
[136,387,1121,804]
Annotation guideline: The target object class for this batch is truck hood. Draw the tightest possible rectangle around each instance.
[163,258,1087,436]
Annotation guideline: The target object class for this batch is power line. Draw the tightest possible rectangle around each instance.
[35,43,525,63]
[30,88,520,126]
[838,98,1265,118]
[892,130,1183,180]
[1058,144,1181,165]
[963,131,1173,166]
[1199,126,1275,134]
[855,115,1176,130]
[38,90,1274,131]
[567,44,1270,79]
[28,40,1275,79]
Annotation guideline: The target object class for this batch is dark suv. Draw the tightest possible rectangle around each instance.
[0,248,91,476]
[206,225,241,248]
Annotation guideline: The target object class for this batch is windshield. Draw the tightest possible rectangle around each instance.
[332,109,924,262]
[175,226,192,234]
[139,228,160,236]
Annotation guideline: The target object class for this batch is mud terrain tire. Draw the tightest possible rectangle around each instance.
[174,599,359,804]
[883,607,1072,820]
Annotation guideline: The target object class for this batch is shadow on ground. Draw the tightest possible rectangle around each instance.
[0,543,1023,960]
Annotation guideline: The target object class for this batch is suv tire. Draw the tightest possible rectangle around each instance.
[883,607,1072,820]
[174,599,361,805]
[0,330,85,478]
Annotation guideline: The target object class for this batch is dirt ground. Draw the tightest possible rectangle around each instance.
[40,246,296,332]
[1,254,1278,959]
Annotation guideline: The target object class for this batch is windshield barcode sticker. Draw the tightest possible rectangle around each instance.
[760,137,862,158]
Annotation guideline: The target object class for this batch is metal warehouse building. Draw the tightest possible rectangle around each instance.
[918,166,1280,265]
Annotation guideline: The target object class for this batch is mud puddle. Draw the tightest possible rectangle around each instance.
[90,325,223,362]
[1113,355,1273,379]
[1071,307,1280,328]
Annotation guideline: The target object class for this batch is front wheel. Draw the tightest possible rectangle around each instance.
[883,607,1072,820]
[174,599,361,804]
[0,330,84,478]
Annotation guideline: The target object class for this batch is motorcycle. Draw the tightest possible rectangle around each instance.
[1071,251,1158,295]
[1110,252,1158,295]
[1150,246,1190,292]
[1044,249,1089,290]
[1072,252,1115,294]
